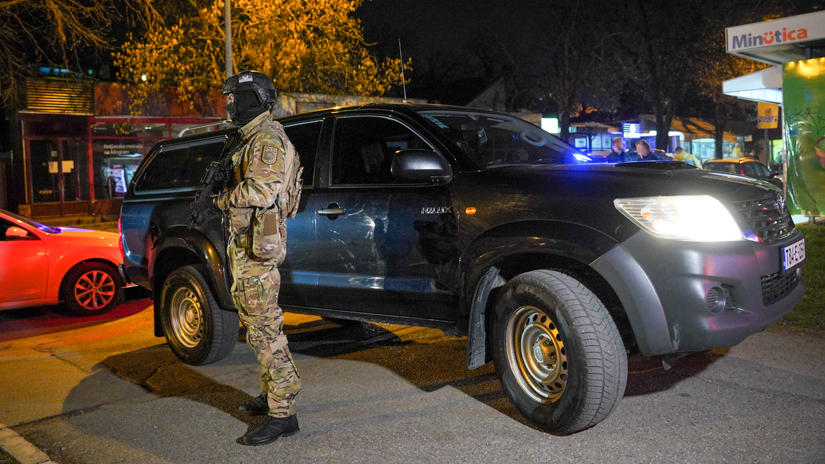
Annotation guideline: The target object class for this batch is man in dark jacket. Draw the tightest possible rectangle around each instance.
[605,137,639,163]
[635,140,670,161]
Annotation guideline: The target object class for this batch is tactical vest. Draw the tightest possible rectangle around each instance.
[230,125,303,264]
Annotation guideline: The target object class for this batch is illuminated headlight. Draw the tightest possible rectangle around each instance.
[614,195,743,241]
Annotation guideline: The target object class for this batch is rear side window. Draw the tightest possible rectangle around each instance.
[705,162,737,174]
[745,162,771,177]
[283,121,321,186]
[136,140,224,192]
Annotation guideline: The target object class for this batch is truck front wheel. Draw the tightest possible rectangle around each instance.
[160,264,239,365]
[492,270,627,434]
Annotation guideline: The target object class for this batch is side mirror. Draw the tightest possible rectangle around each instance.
[5,227,31,240]
[390,149,453,184]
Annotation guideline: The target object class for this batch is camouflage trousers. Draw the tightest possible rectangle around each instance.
[229,240,301,418]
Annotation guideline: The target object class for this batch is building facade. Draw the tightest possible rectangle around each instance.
[6,79,224,219]
[4,79,425,219]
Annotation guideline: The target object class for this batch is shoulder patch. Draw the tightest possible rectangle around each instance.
[261,145,279,165]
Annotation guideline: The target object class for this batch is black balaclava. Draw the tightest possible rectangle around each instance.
[228,90,270,127]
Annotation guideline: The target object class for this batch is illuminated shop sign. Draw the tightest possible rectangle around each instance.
[726,10,825,53]
[622,123,641,138]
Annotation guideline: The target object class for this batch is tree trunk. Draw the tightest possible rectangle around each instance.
[559,110,571,143]
[714,107,727,159]
[656,102,675,152]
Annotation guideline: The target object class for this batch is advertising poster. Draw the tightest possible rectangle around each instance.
[783,58,825,215]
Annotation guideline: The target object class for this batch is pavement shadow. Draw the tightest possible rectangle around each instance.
[291,324,726,430]
[0,287,152,342]
[624,350,726,397]
[51,318,725,459]
[56,319,403,446]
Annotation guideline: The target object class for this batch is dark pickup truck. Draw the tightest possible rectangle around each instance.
[120,103,805,433]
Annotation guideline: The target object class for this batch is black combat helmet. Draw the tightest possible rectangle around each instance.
[222,71,277,104]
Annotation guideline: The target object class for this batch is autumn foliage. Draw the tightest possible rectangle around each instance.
[116,0,408,111]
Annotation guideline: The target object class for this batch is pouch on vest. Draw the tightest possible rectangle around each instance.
[277,149,303,220]
[228,207,253,235]
[249,206,287,264]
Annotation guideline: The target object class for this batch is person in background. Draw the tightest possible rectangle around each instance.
[605,137,639,163]
[673,146,703,168]
[635,140,669,161]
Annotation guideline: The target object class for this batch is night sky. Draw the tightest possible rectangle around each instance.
[356,0,547,102]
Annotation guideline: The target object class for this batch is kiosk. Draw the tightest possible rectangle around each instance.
[724,10,825,221]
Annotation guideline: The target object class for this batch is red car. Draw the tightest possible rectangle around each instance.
[0,209,123,315]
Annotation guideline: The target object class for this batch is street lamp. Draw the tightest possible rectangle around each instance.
[225,0,232,79]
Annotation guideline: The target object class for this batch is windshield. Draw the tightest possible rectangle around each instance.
[1,210,60,233]
[419,111,584,168]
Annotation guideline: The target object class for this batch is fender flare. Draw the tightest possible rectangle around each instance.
[150,226,234,336]
[461,220,618,370]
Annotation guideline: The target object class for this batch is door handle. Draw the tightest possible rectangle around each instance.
[317,203,345,216]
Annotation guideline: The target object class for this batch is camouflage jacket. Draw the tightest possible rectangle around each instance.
[217,111,295,223]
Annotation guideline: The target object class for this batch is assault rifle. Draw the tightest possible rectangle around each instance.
[188,138,243,228]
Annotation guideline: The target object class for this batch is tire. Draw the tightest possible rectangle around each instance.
[160,264,239,365]
[62,261,123,316]
[492,270,627,434]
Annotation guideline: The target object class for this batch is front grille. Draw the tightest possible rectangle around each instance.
[732,194,794,244]
[761,270,799,306]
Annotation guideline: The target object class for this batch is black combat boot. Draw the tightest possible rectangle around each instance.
[238,393,269,416]
[242,415,299,446]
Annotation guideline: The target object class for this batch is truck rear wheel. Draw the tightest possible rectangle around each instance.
[492,270,627,434]
[160,264,239,365]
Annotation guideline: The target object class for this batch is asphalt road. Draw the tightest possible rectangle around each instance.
[1,299,824,464]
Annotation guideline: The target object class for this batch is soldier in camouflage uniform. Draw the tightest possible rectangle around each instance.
[215,71,301,447]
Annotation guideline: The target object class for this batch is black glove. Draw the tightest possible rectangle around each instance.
[189,187,221,228]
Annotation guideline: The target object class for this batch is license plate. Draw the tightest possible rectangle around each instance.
[782,239,805,271]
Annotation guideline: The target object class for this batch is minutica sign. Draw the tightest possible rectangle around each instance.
[726,10,825,63]
[730,28,809,50]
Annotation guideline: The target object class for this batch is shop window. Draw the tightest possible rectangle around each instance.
[92,139,148,199]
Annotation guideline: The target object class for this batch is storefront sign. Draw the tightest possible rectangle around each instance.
[622,123,641,138]
[783,58,825,216]
[757,102,779,129]
[726,10,825,53]
[93,141,142,156]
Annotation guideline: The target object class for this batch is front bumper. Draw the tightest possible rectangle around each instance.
[591,229,805,356]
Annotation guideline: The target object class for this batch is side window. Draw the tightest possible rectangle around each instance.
[136,140,224,192]
[0,218,12,241]
[283,121,321,186]
[331,116,431,186]
[708,163,736,174]
[753,163,771,177]
[742,162,759,177]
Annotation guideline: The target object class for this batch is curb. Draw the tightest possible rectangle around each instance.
[0,425,56,464]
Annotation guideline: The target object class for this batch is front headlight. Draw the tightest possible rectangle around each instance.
[614,195,743,241]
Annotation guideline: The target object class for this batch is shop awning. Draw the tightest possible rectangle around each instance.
[722,66,783,104]
[668,118,738,143]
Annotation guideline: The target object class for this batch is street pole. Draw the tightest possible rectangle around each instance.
[224,0,232,120]
[224,0,232,78]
